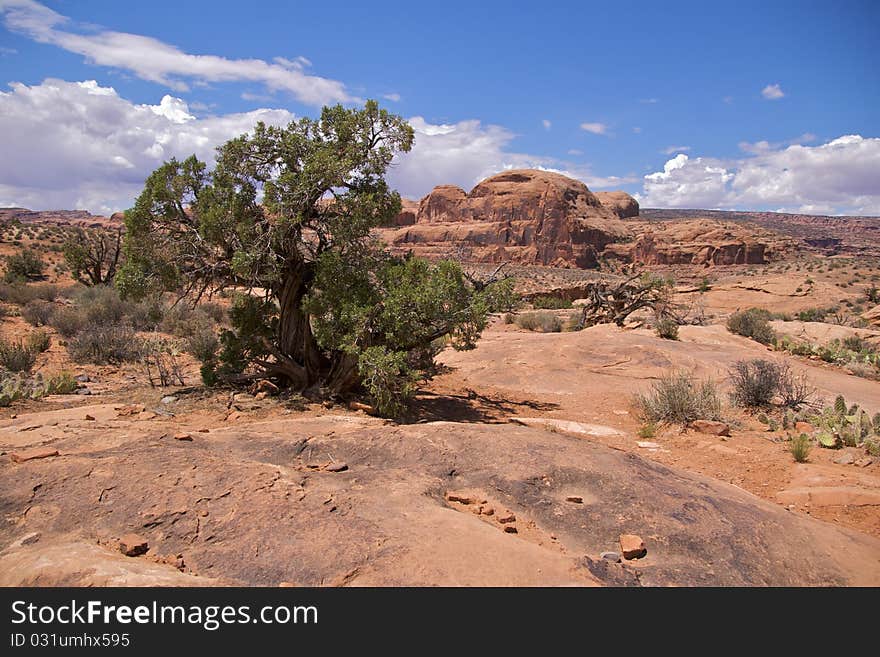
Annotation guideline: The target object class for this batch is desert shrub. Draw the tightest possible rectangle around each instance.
[48,306,88,338]
[796,307,835,323]
[637,422,657,438]
[726,308,776,344]
[790,434,811,463]
[74,285,130,326]
[776,363,814,409]
[531,295,572,310]
[68,324,142,364]
[21,300,54,326]
[729,359,782,408]
[128,296,166,331]
[655,318,679,340]
[0,282,58,305]
[199,302,227,324]
[515,311,562,333]
[635,372,722,425]
[565,312,583,332]
[26,330,51,353]
[186,323,220,386]
[3,249,46,282]
[140,338,186,387]
[503,312,515,325]
[186,323,219,363]
[160,303,217,338]
[0,339,37,372]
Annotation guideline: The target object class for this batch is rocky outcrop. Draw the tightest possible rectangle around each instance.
[381,198,418,227]
[385,169,631,268]
[595,191,639,218]
[603,220,769,265]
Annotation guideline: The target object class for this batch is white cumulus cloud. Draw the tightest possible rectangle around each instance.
[0,0,354,105]
[639,135,880,214]
[0,78,294,214]
[761,83,785,100]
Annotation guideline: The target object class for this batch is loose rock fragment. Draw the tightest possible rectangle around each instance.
[173,432,193,442]
[690,420,730,436]
[11,448,59,463]
[619,534,647,560]
[119,533,149,557]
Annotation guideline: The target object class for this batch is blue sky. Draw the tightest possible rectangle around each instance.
[0,0,878,214]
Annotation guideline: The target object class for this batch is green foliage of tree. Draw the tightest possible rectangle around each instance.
[3,248,46,283]
[117,101,511,414]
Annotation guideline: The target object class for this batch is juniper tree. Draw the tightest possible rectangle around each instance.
[63,227,123,286]
[117,101,513,414]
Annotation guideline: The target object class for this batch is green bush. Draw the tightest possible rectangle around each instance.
[726,308,776,344]
[637,422,657,438]
[3,249,46,282]
[796,307,835,323]
[68,324,143,364]
[515,311,562,333]
[635,372,722,425]
[0,339,37,372]
[790,434,811,463]
[729,359,782,408]
[27,330,51,353]
[655,318,679,340]
[21,300,54,326]
[357,345,418,417]
[531,295,573,310]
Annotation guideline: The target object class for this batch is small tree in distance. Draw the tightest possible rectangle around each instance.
[63,226,123,286]
[117,101,514,415]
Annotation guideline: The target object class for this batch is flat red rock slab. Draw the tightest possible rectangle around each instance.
[11,448,60,463]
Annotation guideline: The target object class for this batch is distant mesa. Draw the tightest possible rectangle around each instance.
[0,207,122,230]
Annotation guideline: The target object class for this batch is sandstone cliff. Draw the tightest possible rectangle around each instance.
[385,170,631,268]
[603,220,772,265]
[595,191,640,218]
